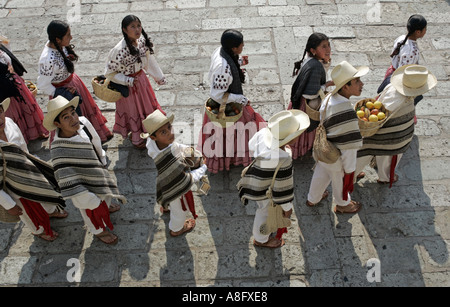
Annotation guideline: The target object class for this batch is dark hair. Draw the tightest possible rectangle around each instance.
[292,33,329,77]
[122,15,154,64]
[390,14,427,58]
[47,20,79,74]
[221,29,245,83]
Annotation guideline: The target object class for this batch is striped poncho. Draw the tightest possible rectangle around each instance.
[0,142,65,207]
[237,129,294,206]
[358,85,415,157]
[50,139,126,204]
[322,94,363,151]
[154,142,194,209]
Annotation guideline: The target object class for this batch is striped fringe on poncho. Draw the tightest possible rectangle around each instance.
[237,158,294,206]
[0,143,65,207]
[322,98,363,151]
[358,97,415,157]
[155,143,193,209]
[50,140,126,204]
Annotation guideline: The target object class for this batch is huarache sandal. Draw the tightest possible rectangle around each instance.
[49,210,68,219]
[306,190,329,207]
[253,237,285,249]
[170,218,196,237]
[377,174,399,185]
[334,201,362,214]
[34,230,59,242]
[109,203,121,214]
[95,231,118,245]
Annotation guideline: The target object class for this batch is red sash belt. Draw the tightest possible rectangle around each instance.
[52,73,74,88]
[86,201,114,230]
[20,198,53,237]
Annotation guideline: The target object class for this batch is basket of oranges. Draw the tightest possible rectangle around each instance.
[355,98,389,137]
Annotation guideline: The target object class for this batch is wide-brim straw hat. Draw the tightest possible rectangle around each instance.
[391,64,437,97]
[140,110,175,139]
[263,110,310,148]
[43,96,79,131]
[331,61,369,95]
[0,98,10,112]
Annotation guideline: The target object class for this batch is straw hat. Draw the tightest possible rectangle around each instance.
[43,96,79,131]
[263,110,310,148]
[140,110,174,139]
[391,64,437,97]
[331,61,369,95]
[0,98,10,112]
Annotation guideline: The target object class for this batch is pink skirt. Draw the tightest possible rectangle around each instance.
[6,76,48,143]
[287,99,316,159]
[52,73,112,142]
[113,70,164,146]
[198,104,267,174]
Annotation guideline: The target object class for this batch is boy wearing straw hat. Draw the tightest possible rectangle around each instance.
[238,109,310,248]
[356,65,437,187]
[0,98,68,241]
[306,61,368,214]
[43,96,125,245]
[142,110,207,237]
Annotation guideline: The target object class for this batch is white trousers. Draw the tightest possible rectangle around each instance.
[356,154,403,182]
[253,199,293,243]
[72,194,112,235]
[169,195,191,232]
[307,161,350,207]
[17,201,56,235]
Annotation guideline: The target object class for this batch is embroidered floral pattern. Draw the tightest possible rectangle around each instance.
[212,64,231,90]
[39,48,71,82]
[107,36,149,76]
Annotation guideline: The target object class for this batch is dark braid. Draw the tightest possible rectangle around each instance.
[47,20,78,74]
[221,29,245,83]
[292,32,329,77]
[391,14,427,58]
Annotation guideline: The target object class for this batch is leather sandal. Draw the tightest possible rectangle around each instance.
[109,203,121,214]
[334,201,362,214]
[34,230,59,242]
[253,237,285,249]
[306,190,329,207]
[170,219,196,237]
[377,174,399,185]
[49,210,68,219]
[95,231,118,245]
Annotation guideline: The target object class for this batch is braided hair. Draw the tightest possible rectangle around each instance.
[390,14,427,58]
[122,15,154,64]
[47,20,79,74]
[292,32,329,77]
[221,29,246,83]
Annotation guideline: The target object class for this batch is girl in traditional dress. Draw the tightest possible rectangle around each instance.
[105,15,167,149]
[0,35,49,142]
[0,98,68,241]
[199,29,266,173]
[37,20,113,143]
[288,33,334,159]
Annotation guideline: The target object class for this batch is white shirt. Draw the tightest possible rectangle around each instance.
[0,118,29,210]
[209,47,247,104]
[104,37,164,86]
[391,35,420,69]
[37,43,72,96]
[53,117,108,210]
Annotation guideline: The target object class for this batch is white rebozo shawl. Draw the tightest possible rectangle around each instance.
[50,139,126,204]
[0,142,65,207]
[154,142,194,209]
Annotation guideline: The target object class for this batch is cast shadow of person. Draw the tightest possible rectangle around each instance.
[350,135,449,286]
[201,168,290,286]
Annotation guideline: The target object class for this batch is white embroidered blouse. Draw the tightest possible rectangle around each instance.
[104,36,164,87]
[37,43,72,96]
[391,35,420,69]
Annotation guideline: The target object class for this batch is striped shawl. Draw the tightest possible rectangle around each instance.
[358,97,415,157]
[0,143,65,207]
[237,158,294,206]
[322,95,363,151]
[154,143,193,209]
[50,140,126,204]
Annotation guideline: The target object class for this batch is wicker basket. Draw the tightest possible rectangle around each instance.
[205,93,243,128]
[25,80,37,97]
[355,98,390,137]
[305,98,321,122]
[92,77,122,103]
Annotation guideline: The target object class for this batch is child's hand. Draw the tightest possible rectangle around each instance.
[8,205,23,216]
[283,209,292,219]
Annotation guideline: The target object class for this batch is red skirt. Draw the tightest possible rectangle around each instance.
[52,73,112,142]
[113,70,165,146]
[6,76,48,143]
[198,104,267,173]
[287,98,316,159]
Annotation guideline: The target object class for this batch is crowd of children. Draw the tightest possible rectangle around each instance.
[0,14,438,248]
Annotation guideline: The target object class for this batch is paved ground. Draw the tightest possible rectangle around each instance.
[0,0,449,287]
